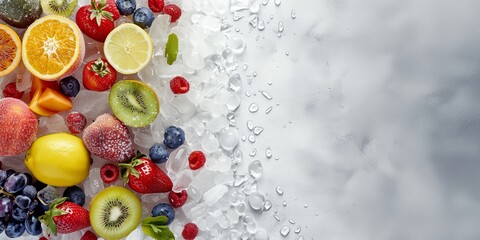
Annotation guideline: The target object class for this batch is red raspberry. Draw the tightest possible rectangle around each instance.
[100,164,120,184]
[163,4,182,23]
[148,0,164,12]
[182,223,198,240]
[168,190,188,208]
[80,230,97,240]
[2,82,23,99]
[188,151,206,170]
[66,112,87,134]
[170,76,189,94]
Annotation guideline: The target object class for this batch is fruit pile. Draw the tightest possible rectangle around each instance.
[0,0,209,238]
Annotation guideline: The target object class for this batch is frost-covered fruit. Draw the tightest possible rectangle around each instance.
[170,76,189,94]
[63,186,86,207]
[182,223,198,240]
[0,0,42,28]
[100,164,119,183]
[163,126,185,149]
[82,113,135,163]
[66,111,87,134]
[0,98,38,156]
[132,7,154,29]
[149,143,169,163]
[116,0,136,15]
[188,151,206,170]
[2,82,23,99]
[59,76,80,97]
[151,203,175,225]
[162,4,181,23]
[168,190,188,208]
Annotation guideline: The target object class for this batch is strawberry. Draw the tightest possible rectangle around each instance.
[76,0,115,42]
[119,153,173,193]
[105,0,120,20]
[39,197,90,235]
[82,58,117,91]
[82,113,135,163]
[81,230,98,240]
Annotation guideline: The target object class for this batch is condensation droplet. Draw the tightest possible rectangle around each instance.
[289,219,296,224]
[268,81,273,85]
[274,215,280,221]
[294,225,302,233]
[262,0,269,5]
[248,160,263,178]
[249,148,257,157]
[235,27,240,32]
[275,157,280,161]
[258,20,265,31]
[261,91,273,100]
[241,136,247,141]
[249,15,259,28]
[278,21,284,33]
[265,106,273,114]
[291,10,296,19]
[247,120,254,130]
[274,0,281,6]
[297,236,305,240]
[245,90,252,97]
[249,103,259,113]
[280,226,290,237]
[270,15,274,20]
[253,126,264,135]
[243,64,248,71]
[276,186,284,195]
[282,200,287,206]
[285,51,290,56]
[265,147,273,158]
[253,71,257,77]
[248,134,256,143]
[304,204,308,208]
[233,12,244,21]
[264,200,272,211]
[248,192,266,211]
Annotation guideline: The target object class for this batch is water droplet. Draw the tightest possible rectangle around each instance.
[278,21,284,33]
[274,0,281,6]
[258,20,265,31]
[304,204,308,208]
[285,51,290,56]
[241,135,247,141]
[248,134,256,143]
[235,27,240,32]
[282,200,287,206]
[261,91,273,100]
[264,200,272,211]
[249,103,259,113]
[265,147,273,158]
[265,106,273,114]
[275,186,284,195]
[291,10,296,19]
[234,174,248,187]
[254,228,270,240]
[274,209,278,213]
[253,71,257,77]
[228,74,242,92]
[289,219,296,224]
[248,160,263,178]
[274,215,280,221]
[247,120,254,130]
[294,225,302,233]
[249,148,257,157]
[245,90,252,97]
[243,64,248,70]
[275,157,280,161]
[270,15,274,20]
[253,126,264,135]
[268,81,273,85]
[233,12,244,21]
[262,0,269,5]
[297,236,305,240]
[248,192,266,211]
[280,226,290,237]
[249,15,259,28]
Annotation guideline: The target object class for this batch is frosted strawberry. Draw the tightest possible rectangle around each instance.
[82,113,135,162]
[0,98,38,156]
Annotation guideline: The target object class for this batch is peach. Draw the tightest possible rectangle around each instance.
[0,98,38,156]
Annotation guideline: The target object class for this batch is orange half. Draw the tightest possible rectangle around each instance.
[0,24,22,77]
[22,15,84,81]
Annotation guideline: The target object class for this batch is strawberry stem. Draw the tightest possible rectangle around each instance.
[39,197,68,236]
[89,0,114,26]
[91,58,111,78]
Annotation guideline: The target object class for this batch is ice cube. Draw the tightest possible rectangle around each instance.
[248,160,263,179]
[172,169,194,192]
[201,132,220,153]
[203,185,228,206]
[207,116,229,133]
[219,127,240,151]
[166,145,190,179]
[149,15,171,45]
[73,91,111,120]
[44,114,69,133]
[247,192,266,211]
[230,0,249,12]
[83,168,104,198]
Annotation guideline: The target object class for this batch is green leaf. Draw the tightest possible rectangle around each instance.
[141,216,175,240]
[165,33,178,65]
[142,216,169,225]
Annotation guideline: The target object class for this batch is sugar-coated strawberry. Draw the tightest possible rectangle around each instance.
[66,112,87,134]
[170,76,189,94]
[2,82,23,99]
[119,153,173,193]
[81,230,98,240]
[148,0,164,12]
[106,0,120,20]
[188,151,206,170]
[39,197,90,235]
[168,190,188,208]
[182,223,198,240]
[82,113,135,163]
[83,58,117,91]
[100,163,119,183]
[162,4,181,23]
[76,0,115,42]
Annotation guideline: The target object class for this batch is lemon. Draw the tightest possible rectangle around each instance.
[104,23,153,75]
[25,132,90,187]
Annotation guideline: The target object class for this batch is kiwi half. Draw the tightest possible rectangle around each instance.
[40,0,78,17]
[109,80,159,128]
[90,186,142,240]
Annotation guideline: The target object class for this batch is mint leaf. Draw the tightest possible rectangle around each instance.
[141,216,174,240]
[165,33,178,65]
[142,216,169,225]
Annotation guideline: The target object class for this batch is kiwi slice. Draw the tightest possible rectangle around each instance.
[40,0,78,17]
[90,186,142,239]
[109,80,159,128]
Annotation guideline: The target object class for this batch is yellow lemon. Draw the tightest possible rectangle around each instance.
[25,132,90,187]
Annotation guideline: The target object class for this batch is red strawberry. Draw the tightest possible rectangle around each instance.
[82,113,135,163]
[83,58,117,91]
[81,230,98,240]
[168,190,188,208]
[182,223,198,240]
[148,0,164,12]
[105,0,120,20]
[2,82,23,99]
[119,153,173,193]
[39,197,90,235]
[162,4,182,23]
[76,0,115,42]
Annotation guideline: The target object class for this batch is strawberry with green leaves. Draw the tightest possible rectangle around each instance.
[119,153,173,194]
[83,58,117,91]
[39,197,90,235]
[76,0,115,42]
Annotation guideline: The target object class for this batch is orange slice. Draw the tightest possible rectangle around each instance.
[0,24,22,77]
[22,15,85,81]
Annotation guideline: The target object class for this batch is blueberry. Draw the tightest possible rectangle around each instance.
[22,185,37,199]
[116,0,136,15]
[4,173,27,194]
[149,143,170,163]
[24,214,42,236]
[132,7,154,29]
[5,220,25,238]
[12,206,27,221]
[59,76,80,97]
[151,203,175,225]
[0,198,13,217]
[63,186,85,206]
[164,126,185,149]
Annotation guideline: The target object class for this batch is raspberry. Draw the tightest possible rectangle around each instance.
[2,82,23,99]
[168,190,188,208]
[80,230,97,240]
[100,164,120,184]
[188,151,206,170]
[182,223,198,240]
[163,4,182,23]
[66,112,87,134]
[148,0,164,12]
[170,76,189,94]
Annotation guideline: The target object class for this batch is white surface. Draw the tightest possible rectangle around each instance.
[236,0,480,239]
